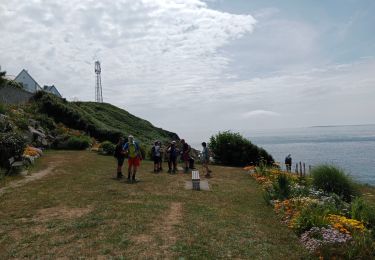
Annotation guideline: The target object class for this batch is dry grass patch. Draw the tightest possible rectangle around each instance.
[0,150,309,259]
[34,206,93,222]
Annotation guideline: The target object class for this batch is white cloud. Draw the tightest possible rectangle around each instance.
[242,110,280,118]
[0,0,256,101]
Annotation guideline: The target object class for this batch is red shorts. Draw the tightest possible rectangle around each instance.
[128,157,140,167]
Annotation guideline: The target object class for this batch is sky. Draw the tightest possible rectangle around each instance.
[1,0,374,145]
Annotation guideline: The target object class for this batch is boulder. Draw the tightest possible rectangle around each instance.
[0,114,8,123]
[41,137,48,146]
[36,127,46,135]
[28,126,46,139]
[23,155,35,165]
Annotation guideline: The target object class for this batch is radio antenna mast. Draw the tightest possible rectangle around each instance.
[94,61,103,103]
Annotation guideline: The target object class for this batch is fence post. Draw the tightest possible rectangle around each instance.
[303,163,306,177]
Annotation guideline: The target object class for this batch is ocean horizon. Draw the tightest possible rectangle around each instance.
[247,124,375,185]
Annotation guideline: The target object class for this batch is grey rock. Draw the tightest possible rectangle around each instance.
[41,138,48,146]
[0,114,8,122]
[36,127,45,135]
[28,126,46,139]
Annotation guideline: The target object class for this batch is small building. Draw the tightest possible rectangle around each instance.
[43,85,62,98]
[14,69,42,93]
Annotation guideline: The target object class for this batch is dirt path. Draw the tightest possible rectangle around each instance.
[0,165,57,196]
[134,202,183,258]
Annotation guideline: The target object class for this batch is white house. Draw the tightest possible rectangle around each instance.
[14,69,62,98]
[14,69,42,93]
[43,85,62,98]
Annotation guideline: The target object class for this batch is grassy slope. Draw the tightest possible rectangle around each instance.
[32,92,179,144]
[0,150,309,259]
[74,102,179,143]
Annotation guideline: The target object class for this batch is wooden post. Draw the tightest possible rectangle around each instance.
[309,165,312,174]
[299,162,302,177]
[303,163,306,177]
[295,163,298,174]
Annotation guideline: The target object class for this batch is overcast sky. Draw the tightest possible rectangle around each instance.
[1,0,374,145]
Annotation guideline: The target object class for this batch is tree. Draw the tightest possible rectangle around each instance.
[209,131,273,167]
[0,70,6,86]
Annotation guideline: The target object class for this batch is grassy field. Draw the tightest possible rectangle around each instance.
[0,150,311,259]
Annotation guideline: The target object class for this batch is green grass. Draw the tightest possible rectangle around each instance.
[32,91,179,144]
[75,102,179,143]
[0,150,309,259]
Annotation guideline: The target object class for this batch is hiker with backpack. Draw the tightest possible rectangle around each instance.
[114,137,126,179]
[123,135,142,183]
[151,141,162,173]
[166,141,179,174]
[201,142,212,178]
[180,139,191,173]
[285,154,292,172]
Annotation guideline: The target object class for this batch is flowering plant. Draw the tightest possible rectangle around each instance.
[327,214,366,234]
[300,226,352,253]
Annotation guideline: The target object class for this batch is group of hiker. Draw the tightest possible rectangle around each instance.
[114,135,212,183]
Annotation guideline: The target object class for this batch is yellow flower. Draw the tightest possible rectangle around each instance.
[327,214,366,233]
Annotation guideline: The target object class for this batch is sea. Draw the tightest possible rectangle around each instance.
[248,125,375,185]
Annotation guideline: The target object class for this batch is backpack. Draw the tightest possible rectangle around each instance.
[151,146,156,158]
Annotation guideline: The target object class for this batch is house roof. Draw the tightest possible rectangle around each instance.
[15,69,41,88]
[43,85,62,97]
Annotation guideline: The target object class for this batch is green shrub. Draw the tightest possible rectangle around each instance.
[0,70,6,86]
[311,164,358,202]
[100,141,115,155]
[290,182,311,198]
[0,132,27,167]
[264,174,294,201]
[6,80,23,89]
[60,136,91,150]
[255,161,269,176]
[13,117,29,130]
[209,131,274,166]
[273,174,292,200]
[345,232,375,259]
[292,203,336,235]
[351,197,375,229]
[34,114,56,130]
[0,103,6,114]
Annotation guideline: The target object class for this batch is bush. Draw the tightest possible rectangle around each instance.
[209,131,274,167]
[59,136,91,150]
[100,141,115,155]
[0,132,27,167]
[34,114,56,130]
[0,103,6,114]
[291,203,336,235]
[273,174,292,200]
[6,80,23,89]
[345,232,375,259]
[13,117,29,130]
[311,164,358,202]
[351,197,375,229]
